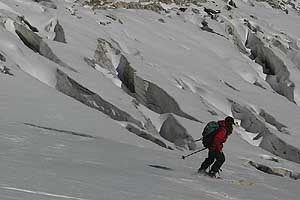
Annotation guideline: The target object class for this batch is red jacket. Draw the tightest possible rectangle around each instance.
[210,120,228,152]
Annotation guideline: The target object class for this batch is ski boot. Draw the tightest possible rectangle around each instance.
[198,168,206,174]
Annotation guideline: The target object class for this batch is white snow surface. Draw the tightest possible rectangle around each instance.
[0,0,300,199]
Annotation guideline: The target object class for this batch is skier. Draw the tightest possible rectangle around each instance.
[198,116,235,177]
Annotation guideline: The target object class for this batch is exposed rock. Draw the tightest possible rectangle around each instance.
[143,117,160,135]
[98,20,111,26]
[85,0,209,11]
[126,123,169,149]
[228,0,237,8]
[232,102,265,133]
[87,1,164,13]
[246,31,295,103]
[159,0,174,4]
[253,81,267,89]
[261,134,300,164]
[290,172,300,180]
[192,0,208,4]
[17,16,39,32]
[33,0,57,9]
[0,52,6,62]
[243,19,262,34]
[118,19,123,24]
[201,20,213,32]
[55,69,143,128]
[259,109,288,133]
[201,21,227,38]
[249,161,283,176]
[159,113,196,150]
[250,15,258,19]
[232,102,300,164]
[94,38,199,122]
[271,38,289,54]
[136,2,164,13]
[260,154,280,162]
[53,21,66,43]
[224,81,240,91]
[106,14,117,21]
[191,8,200,14]
[14,22,76,72]
[179,7,188,12]
[85,0,208,10]
[224,5,232,11]
[0,65,14,76]
[203,7,221,19]
[15,22,41,52]
[117,55,137,93]
[84,57,96,68]
[249,160,300,180]
[118,60,199,121]
[287,0,300,14]
[45,19,67,43]
[66,6,77,16]
[255,0,288,13]
[94,38,120,75]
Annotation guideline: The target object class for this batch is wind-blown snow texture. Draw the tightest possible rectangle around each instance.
[0,0,300,199]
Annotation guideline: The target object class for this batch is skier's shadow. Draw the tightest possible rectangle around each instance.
[148,164,173,171]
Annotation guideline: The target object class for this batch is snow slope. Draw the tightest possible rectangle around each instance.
[0,0,300,199]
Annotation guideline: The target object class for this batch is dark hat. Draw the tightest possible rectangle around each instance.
[225,116,235,127]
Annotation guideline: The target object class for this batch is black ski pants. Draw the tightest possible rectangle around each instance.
[200,150,225,173]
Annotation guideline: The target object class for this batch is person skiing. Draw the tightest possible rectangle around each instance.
[198,116,235,177]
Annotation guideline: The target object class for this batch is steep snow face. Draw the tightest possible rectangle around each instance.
[0,0,300,199]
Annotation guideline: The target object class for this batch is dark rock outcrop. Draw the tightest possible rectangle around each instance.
[15,22,41,53]
[159,113,195,150]
[14,22,76,72]
[126,123,169,149]
[249,161,283,176]
[228,0,238,8]
[246,31,295,103]
[17,16,39,32]
[44,19,66,43]
[249,160,300,180]
[0,66,13,76]
[232,102,300,164]
[55,69,143,128]
[117,57,200,122]
[259,109,288,133]
[94,38,120,74]
[53,21,66,43]
[93,38,199,122]
[0,52,6,62]
[225,23,249,54]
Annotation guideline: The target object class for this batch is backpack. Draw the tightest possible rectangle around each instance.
[202,121,220,148]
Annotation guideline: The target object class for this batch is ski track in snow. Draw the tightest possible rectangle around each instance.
[0,186,89,200]
[162,175,246,200]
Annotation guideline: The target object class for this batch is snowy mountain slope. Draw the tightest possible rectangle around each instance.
[0,0,300,199]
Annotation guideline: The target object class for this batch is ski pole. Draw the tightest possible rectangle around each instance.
[181,147,207,160]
